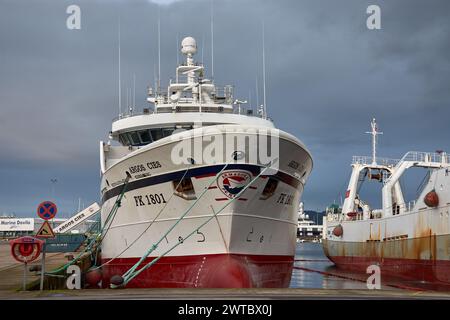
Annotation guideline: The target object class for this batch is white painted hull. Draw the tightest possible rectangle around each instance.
[99,125,312,287]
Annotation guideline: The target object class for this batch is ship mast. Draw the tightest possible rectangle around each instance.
[366,118,383,165]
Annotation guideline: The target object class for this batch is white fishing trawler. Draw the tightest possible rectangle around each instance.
[323,119,450,286]
[98,37,313,288]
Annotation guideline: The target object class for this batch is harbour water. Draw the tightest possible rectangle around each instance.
[291,242,450,292]
[290,242,372,290]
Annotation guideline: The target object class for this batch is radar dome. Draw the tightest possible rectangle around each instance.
[181,37,197,55]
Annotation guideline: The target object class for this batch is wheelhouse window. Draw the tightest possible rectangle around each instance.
[151,129,163,141]
[119,134,131,146]
[129,132,140,145]
[118,127,179,147]
[162,128,175,138]
[138,130,152,144]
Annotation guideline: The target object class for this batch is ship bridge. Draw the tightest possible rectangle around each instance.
[111,36,273,147]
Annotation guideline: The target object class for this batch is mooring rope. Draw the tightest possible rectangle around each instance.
[118,162,234,282]
[89,165,193,271]
[45,174,130,274]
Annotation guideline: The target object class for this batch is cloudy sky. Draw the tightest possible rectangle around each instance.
[1,0,449,217]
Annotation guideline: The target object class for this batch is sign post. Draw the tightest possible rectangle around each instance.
[40,244,45,291]
[23,262,27,291]
[9,236,44,291]
[36,201,57,291]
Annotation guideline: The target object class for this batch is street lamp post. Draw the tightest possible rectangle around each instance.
[50,179,57,201]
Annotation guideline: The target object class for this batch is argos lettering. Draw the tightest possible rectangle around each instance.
[147,161,162,170]
[128,161,162,175]
[129,164,146,174]
[56,213,85,233]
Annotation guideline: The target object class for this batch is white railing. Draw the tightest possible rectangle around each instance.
[352,156,399,167]
[407,200,417,212]
[399,151,450,164]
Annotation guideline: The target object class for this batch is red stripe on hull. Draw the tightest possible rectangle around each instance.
[101,254,294,288]
[194,173,217,179]
[327,255,450,285]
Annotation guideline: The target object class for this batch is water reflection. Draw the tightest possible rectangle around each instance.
[290,242,397,290]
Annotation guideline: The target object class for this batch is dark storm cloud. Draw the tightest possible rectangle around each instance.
[0,0,449,215]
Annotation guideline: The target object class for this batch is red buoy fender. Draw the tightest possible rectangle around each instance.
[332,224,343,237]
[85,269,102,287]
[424,190,439,208]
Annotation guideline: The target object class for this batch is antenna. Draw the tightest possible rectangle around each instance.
[133,73,136,112]
[255,75,259,108]
[210,0,214,79]
[126,87,130,113]
[201,32,205,65]
[157,6,161,91]
[366,118,383,165]
[153,63,157,95]
[262,20,267,119]
[118,16,122,117]
[176,33,179,66]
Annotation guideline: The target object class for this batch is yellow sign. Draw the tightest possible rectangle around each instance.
[36,221,55,239]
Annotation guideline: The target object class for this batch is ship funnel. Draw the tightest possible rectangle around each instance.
[181,37,197,56]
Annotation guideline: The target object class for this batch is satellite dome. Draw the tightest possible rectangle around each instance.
[181,37,197,55]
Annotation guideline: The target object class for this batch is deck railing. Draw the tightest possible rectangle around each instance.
[399,151,450,164]
[352,156,400,167]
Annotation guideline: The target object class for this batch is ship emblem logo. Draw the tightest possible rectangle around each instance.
[217,170,252,198]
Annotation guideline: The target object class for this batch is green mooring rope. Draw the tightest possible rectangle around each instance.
[120,163,232,280]
[45,175,130,275]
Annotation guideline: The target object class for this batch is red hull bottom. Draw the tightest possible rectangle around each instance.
[100,254,294,288]
[328,256,450,286]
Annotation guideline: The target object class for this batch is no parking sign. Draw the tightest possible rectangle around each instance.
[37,201,57,220]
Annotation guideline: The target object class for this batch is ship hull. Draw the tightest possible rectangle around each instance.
[323,234,450,285]
[101,254,293,288]
[99,126,312,288]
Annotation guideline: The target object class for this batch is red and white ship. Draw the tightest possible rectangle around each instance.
[323,119,450,287]
[98,37,313,288]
